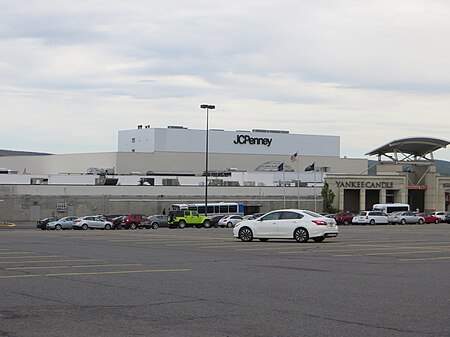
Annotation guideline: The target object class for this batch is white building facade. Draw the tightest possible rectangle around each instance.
[118,126,340,157]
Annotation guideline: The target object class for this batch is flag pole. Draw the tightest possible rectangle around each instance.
[283,168,286,209]
[297,151,300,209]
[314,168,317,212]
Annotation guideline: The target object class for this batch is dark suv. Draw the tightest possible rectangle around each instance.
[121,214,148,229]
[36,217,58,230]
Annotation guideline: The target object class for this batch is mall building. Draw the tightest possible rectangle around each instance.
[0,126,367,177]
[0,127,448,220]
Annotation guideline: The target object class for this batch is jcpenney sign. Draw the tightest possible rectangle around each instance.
[233,134,272,147]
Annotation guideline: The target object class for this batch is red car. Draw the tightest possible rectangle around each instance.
[330,211,355,225]
[418,213,440,224]
[121,214,148,229]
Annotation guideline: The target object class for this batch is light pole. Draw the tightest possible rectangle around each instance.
[200,104,215,217]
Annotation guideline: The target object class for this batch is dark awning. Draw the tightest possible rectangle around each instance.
[366,137,449,159]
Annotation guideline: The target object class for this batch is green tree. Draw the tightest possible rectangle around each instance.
[321,182,337,213]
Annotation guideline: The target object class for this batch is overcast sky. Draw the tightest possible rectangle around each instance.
[1,0,449,160]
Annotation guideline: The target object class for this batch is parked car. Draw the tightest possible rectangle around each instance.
[443,212,450,224]
[210,215,226,228]
[46,216,79,230]
[218,214,244,228]
[243,213,265,220]
[429,211,447,222]
[103,214,124,222]
[36,217,58,230]
[72,216,113,230]
[121,214,148,229]
[417,212,441,224]
[233,209,338,243]
[388,211,424,225]
[111,215,126,229]
[330,211,356,225]
[167,210,211,228]
[146,214,167,229]
[352,211,389,225]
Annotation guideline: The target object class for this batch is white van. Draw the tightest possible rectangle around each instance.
[372,203,410,214]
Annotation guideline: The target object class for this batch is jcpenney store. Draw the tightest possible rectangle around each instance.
[326,138,450,212]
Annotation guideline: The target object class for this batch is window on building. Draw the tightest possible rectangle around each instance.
[132,149,135,152]
[132,138,135,143]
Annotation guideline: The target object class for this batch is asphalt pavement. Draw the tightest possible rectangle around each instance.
[1,224,450,337]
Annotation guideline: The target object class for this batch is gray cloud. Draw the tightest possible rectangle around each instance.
[0,0,449,159]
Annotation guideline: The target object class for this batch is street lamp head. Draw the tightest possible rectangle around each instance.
[200,104,215,110]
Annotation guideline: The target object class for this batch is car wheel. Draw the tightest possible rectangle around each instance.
[294,228,309,243]
[400,219,406,225]
[259,238,269,242]
[203,220,211,228]
[105,224,111,230]
[226,222,233,228]
[313,236,325,243]
[435,219,440,224]
[343,219,349,225]
[178,220,186,229]
[130,223,137,230]
[369,219,376,225]
[151,222,159,229]
[239,227,253,242]
[116,224,122,230]
[55,224,62,230]
[418,218,424,225]
[81,224,88,230]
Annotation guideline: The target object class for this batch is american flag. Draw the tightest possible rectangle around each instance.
[290,152,298,162]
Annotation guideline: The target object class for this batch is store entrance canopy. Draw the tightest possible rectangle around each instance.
[366,137,449,162]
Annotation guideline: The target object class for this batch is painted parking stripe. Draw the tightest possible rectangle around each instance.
[4,263,143,270]
[0,255,63,259]
[335,249,450,257]
[401,256,450,261]
[0,252,34,255]
[0,259,103,265]
[0,268,191,279]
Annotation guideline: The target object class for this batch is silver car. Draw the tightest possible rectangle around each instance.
[72,216,113,230]
[388,211,424,225]
[46,216,79,230]
[218,215,244,228]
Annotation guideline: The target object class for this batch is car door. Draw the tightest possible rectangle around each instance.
[277,211,303,238]
[253,211,282,237]
[61,218,72,229]
[92,216,105,228]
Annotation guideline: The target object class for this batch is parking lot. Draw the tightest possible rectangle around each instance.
[1,225,450,337]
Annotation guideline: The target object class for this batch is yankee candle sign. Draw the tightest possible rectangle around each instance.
[336,181,395,189]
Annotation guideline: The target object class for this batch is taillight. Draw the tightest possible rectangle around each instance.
[365,216,368,219]
[312,220,327,226]
[74,219,80,223]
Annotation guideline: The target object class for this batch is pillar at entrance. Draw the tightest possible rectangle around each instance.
[380,189,387,203]
[359,189,366,211]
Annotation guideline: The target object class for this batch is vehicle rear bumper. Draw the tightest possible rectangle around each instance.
[323,232,339,238]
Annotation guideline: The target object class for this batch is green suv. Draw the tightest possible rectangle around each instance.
[167,210,211,229]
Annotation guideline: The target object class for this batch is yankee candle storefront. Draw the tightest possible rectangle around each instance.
[325,137,450,212]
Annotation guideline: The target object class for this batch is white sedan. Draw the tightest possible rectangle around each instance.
[233,209,338,243]
[72,216,113,230]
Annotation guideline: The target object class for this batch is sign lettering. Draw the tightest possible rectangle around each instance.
[233,134,272,147]
[336,181,395,189]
